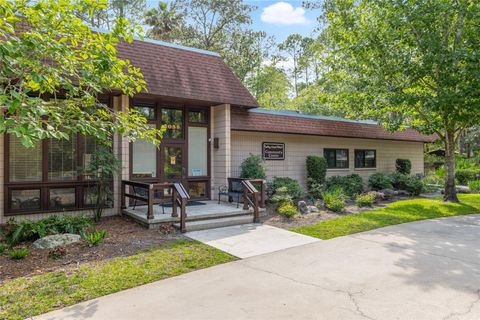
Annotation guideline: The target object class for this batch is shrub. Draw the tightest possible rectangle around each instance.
[267,177,303,200]
[270,187,293,205]
[307,179,324,199]
[306,155,327,186]
[277,202,298,218]
[356,192,376,207]
[396,159,412,175]
[391,172,409,190]
[8,248,30,260]
[0,243,5,255]
[81,229,108,246]
[468,180,480,192]
[456,169,480,185]
[368,173,393,190]
[391,173,424,196]
[323,187,346,212]
[325,174,363,198]
[240,154,266,179]
[5,215,92,246]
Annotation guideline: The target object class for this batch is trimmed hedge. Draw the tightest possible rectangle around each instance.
[396,159,412,175]
[240,154,266,179]
[306,156,327,185]
[325,174,363,198]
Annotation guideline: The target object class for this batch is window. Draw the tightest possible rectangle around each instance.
[9,135,42,182]
[188,127,207,176]
[133,103,155,120]
[324,148,349,169]
[48,136,77,181]
[189,181,207,198]
[163,146,183,179]
[83,136,98,180]
[188,110,206,123]
[162,108,183,139]
[132,125,157,178]
[11,189,41,211]
[355,150,376,168]
[49,188,76,209]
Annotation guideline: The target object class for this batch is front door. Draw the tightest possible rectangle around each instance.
[161,144,186,185]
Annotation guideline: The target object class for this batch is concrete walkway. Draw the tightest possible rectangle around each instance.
[36,215,480,320]
[186,223,320,258]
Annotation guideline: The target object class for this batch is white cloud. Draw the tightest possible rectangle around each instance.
[261,2,308,25]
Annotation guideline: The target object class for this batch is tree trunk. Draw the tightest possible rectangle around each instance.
[443,130,459,202]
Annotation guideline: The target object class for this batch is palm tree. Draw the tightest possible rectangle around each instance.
[144,1,183,42]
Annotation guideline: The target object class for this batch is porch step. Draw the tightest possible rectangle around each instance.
[174,214,254,232]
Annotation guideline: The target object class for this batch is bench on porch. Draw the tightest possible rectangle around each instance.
[218,178,266,209]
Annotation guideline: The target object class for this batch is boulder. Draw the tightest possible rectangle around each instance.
[379,189,395,200]
[33,233,81,249]
[297,201,308,214]
[456,185,471,194]
[394,190,411,196]
[307,205,319,213]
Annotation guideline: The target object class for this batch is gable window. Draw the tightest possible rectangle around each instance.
[324,148,349,169]
[355,149,376,168]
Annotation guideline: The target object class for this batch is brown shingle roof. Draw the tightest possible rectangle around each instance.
[231,108,436,143]
[116,39,258,107]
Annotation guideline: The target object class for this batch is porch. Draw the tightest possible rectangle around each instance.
[121,179,266,231]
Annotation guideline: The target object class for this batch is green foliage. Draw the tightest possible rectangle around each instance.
[468,181,480,193]
[356,193,376,207]
[322,187,346,212]
[5,215,92,246]
[85,145,121,222]
[306,156,327,185]
[368,173,394,190]
[246,64,291,110]
[267,177,303,200]
[81,229,108,246]
[307,180,324,200]
[0,244,5,255]
[277,202,299,218]
[8,248,30,260]
[0,0,161,148]
[396,159,412,175]
[270,187,293,205]
[292,194,480,240]
[239,154,266,179]
[456,169,480,185]
[325,174,363,198]
[391,173,424,196]
[317,0,480,201]
[0,240,234,320]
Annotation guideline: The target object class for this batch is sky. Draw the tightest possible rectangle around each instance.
[144,0,322,43]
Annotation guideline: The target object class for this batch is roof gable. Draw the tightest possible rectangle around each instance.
[116,39,259,108]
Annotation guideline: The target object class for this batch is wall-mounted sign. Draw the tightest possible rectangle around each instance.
[262,142,285,160]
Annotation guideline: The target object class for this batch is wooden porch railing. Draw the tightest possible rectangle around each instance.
[121,180,190,232]
[241,180,261,223]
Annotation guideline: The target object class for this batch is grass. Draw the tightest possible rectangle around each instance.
[0,239,235,320]
[292,194,480,239]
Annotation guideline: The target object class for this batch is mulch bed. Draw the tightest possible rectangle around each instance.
[261,197,409,229]
[0,216,182,282]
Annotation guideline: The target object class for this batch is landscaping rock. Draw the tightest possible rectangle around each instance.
[33,233,81,249]
[456,185,471,194]
[307,206,319,213]
[394,190,411,196]
[379,189,395,200]
[297,201,308,214]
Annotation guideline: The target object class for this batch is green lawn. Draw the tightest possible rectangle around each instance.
[0,239,235,320]
[292,194,480,239]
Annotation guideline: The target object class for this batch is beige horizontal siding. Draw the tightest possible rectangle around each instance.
[231,131,424,190]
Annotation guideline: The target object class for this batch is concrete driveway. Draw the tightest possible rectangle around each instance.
[36,215,480,320]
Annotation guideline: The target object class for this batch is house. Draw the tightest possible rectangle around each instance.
[0,37,435,224]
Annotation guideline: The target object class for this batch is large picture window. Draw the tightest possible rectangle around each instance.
[324,148,349,169]
[355,149,376,168]
[48,136,77,181]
